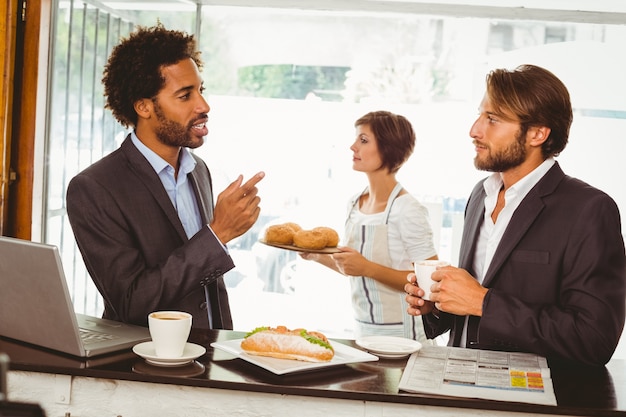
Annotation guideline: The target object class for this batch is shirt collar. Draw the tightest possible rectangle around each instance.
[130,131,196,176]
[483,157,556,197]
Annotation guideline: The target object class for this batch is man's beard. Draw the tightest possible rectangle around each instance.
[153,101,204,149]
[474,129,527,172]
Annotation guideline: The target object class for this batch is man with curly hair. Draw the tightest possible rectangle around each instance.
[67,24,265,330]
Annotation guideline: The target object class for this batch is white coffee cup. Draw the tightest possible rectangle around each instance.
[413,260,450,301]
[148,311,192,358]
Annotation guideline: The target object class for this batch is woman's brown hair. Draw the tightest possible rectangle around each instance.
[355,111,416,173]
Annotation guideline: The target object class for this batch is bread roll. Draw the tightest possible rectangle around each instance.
[264,224,296,245]
[240,326,334,362]
[313,226,339,247]
[283,222,302,233]
[292,229,327,250]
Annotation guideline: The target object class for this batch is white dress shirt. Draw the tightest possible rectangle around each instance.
[460,157,556,347]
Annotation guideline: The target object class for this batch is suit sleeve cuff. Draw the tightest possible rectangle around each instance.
[206,224,229,253]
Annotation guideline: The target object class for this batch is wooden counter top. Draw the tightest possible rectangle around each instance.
[2,329,625,416]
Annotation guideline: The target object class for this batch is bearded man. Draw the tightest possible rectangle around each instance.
[67,24,264,330]
[405,64,625,366]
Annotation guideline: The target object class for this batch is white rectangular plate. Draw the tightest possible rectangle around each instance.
[211,338,378,375]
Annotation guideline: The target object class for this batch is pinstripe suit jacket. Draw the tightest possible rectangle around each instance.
[423,162,625,365]
[67,135,234,329]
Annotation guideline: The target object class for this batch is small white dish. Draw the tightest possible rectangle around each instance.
[355,336,422,359]
[132,360,206,377]
[132,341,206,367]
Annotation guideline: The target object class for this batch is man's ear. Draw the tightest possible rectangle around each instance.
[529,126,551,147]
[134,98,152,120]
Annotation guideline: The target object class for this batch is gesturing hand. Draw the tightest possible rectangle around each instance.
[211,172,265,244]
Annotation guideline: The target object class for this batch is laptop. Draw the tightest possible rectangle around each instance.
[0,236,150,358]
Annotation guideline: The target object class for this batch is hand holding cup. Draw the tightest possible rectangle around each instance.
[413,260,450,301]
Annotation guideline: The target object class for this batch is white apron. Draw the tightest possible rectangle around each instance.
[345,183,428,341]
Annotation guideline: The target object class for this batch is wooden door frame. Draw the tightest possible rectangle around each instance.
[0,0,18,236]
[1,0,51,239]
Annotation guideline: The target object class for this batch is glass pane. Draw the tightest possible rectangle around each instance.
[192,7,626,350]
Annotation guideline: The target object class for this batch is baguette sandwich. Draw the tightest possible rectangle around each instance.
[240,326,335,362]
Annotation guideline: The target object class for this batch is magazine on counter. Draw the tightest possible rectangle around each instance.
[399,345,557,406]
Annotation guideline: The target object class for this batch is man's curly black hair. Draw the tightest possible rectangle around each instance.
[102,23,203,128]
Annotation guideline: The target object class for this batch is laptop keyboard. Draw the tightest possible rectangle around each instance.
[79,328,120,344]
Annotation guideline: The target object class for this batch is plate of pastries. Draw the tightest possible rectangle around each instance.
[260,222,341,253]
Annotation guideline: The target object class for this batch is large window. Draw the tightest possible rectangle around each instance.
[44,1,626,357]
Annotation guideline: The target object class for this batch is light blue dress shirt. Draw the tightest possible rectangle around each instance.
[131,132,202,239]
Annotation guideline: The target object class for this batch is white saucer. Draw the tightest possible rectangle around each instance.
[132,342,206,367]
[132,360,206,377]
[355,336,422,359]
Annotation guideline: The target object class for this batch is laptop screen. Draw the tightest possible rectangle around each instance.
[0,237,85,355]
[0,237,149,357]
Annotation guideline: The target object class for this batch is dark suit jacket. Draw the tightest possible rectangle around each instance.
[423,162,626,365]
[66,135,235,330]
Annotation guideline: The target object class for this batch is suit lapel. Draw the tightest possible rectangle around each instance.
[120,136,188,241]
[451,181,488,346]
[481,195,544,287]
[459,181,486,270]
[188,156,214,225]
[481,163,565,287]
